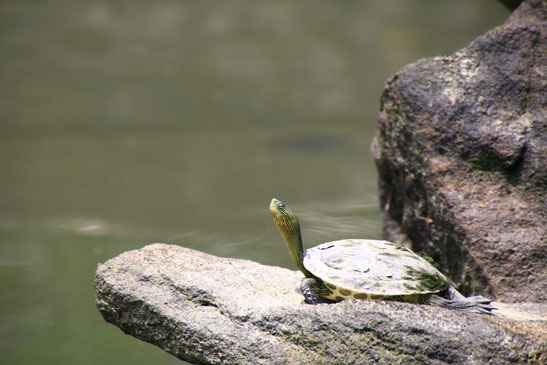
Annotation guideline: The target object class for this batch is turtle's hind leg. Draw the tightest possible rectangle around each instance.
[301,278,335,304]
[429,286,496,314]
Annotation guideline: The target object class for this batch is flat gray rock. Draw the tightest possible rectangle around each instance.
[95,244,546,364]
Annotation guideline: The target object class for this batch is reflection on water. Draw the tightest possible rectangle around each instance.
[0,1,507,364]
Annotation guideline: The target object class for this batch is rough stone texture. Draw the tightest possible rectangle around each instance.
[95,244,546,365]
[371,0,546,303]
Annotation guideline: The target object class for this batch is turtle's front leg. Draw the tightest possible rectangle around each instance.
[300,278,334,304]
[301,278,321,304]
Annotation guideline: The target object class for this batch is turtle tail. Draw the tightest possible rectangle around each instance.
[429,286,496,315]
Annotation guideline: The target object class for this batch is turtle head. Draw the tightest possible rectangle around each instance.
[270,198,312,277]
[269,198,297,229]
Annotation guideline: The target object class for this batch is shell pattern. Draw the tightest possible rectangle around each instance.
[302,239,449,296]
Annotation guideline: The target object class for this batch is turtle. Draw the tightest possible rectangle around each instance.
[269,198,495,314]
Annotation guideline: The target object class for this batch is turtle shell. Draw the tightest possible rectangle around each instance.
[302,239,449,296]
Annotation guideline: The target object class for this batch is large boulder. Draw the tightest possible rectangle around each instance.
[95,244,546,364]
[371,0,546,303]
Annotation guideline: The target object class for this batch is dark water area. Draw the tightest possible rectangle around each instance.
[0,1,508,364]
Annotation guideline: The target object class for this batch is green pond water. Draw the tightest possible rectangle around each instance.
[0,1,508,364]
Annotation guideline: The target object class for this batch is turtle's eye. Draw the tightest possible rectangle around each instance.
[278,203,285,209]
